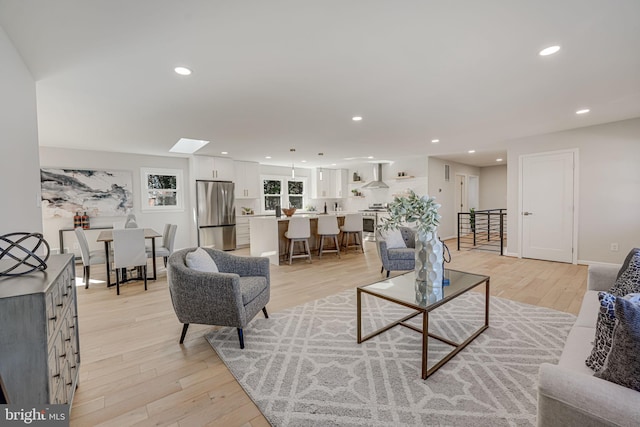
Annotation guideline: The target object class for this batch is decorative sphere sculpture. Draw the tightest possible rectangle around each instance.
[0,232,50,276]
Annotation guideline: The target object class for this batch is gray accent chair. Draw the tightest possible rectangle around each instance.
[167,247,270,349]
[376,226,416,277]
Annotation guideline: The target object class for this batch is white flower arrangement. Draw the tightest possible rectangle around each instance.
[378,189,441,235]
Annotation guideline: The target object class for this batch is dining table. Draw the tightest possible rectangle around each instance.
[96,228,162,287]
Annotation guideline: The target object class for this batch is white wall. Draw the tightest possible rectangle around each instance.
[39,147,193,254]
[506,117,640,263]
[428,157,481,239]
[479,165,507,210]
[0,25,42,236]
[344,157,429,212]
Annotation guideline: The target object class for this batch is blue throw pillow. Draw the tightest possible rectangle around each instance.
[609,251,640,297]
[595,297,640,391]
[585,292,617,372]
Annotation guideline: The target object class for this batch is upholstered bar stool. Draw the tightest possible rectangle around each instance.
[317,215,341,258]
[341,213,364,253]
[284,217,312,264]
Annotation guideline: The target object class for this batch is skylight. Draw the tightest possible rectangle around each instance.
[169,138,209,154]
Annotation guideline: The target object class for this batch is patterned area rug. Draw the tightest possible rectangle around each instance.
[206,290,576,427]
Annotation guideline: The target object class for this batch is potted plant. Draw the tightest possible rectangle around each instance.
[378,189,444,293]
[469,207,476,233]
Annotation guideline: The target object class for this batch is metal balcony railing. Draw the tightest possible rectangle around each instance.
[457,209,507,255]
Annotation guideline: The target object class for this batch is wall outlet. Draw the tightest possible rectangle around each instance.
[610,243,619,252]
[73,243,80,250]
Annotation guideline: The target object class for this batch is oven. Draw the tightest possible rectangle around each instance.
[362,213,377,241]
[360,205,389,241]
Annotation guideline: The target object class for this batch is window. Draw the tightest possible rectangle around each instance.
[263,179,282,211]
[261,175,307,212]
[141,168,183,211]
[288,180,304,208]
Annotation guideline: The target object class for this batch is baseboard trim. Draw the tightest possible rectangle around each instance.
[578,260,621,268]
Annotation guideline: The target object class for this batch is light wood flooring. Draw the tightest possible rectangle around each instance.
[70,240,587,426]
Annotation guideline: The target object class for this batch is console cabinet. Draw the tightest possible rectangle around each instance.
[0,254,80,404]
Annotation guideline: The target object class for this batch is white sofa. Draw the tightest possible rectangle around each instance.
[537,264,640,426]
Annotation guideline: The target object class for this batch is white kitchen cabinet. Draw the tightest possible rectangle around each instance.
[334,168,348,198]
[312,168,336,198]
[234,161,260,199]
[193,155,235,181]
[236,216,250,247]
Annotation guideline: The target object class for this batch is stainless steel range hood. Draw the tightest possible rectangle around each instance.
[361,163,389,189]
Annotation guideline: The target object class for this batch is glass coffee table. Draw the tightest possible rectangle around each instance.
[357,269,490,379]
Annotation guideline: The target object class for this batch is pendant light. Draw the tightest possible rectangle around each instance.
[290,148,296,178]
[318,152,324,180]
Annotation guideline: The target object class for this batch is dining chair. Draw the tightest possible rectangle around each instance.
[317,215,341,258]
[147,224,177,267]
[341,213,364,253]
[124,213,138,228]
[113,221,126,229]
[112,228,148,295]
[74,227,107,289]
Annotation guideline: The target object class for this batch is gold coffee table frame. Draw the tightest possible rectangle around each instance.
[357,269,490,380]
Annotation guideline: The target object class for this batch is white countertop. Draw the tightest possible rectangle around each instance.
[241,211,355,218]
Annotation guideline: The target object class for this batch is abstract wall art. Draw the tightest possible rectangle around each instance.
[40,168,133,218]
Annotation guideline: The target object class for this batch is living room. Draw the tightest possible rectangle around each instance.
[1,2,640,426]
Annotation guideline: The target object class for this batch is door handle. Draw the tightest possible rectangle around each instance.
[523,212,533,216]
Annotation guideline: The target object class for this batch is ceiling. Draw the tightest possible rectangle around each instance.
[1,1,639,169]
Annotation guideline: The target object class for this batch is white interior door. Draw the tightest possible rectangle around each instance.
[455,174,467,213]
[455,174,469,234]
[521,151,575,263]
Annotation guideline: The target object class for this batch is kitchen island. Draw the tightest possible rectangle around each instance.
[250,214,349,265]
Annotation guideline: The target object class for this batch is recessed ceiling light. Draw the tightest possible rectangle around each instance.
[431,139,440,144]
[496,158,503,162]
[539,45,561,56]
[221,151,228,155]
[331,163,337,166]
[169,138,209,154]
[468,150,476,154]
[174,66,192,76]
[367,156,374,159]
[265,156,272,159]
[576,108,590,115]
[301,160,307,163]
[352,116,363,121]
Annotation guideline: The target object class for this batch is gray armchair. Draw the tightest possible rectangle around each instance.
[376,226,416,277]
[167,247,270,348]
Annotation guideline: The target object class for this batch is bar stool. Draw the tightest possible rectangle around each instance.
[317,215,341,258]
[284,217,312,264]
[341,213,364,253]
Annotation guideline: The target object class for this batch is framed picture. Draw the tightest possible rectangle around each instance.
[40,168,134,218]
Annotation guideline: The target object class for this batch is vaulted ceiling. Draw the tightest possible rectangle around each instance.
[1,0,639,168]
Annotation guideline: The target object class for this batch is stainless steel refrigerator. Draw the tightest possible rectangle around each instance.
[196,180,236,250]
